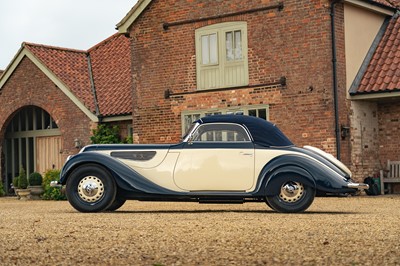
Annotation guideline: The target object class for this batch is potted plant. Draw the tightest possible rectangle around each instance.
[14,167,30,200]
[28,172,44,200]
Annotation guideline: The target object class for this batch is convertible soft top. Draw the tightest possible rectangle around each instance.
[198,115,293,147]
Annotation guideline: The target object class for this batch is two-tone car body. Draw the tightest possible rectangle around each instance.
[52,115,368,213]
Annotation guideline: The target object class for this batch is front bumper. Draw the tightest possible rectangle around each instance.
[347,182,369,190]
[50,181,62,188]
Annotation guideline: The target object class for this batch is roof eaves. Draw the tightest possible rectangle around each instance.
[365,0,399,10]
[116,0,153,34]
[349,16,392,95]
[101,114,133,122]
[345,0,397,15]
[0,44,26,89]
[349,89,400,100]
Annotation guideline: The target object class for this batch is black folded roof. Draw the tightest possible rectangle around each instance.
[198,115,293,147]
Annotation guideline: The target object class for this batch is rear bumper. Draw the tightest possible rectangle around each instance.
[347,182,369,190]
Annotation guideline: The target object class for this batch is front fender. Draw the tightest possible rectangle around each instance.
[60,152,179,195]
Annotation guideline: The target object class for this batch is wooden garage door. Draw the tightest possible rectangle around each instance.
[36,136,63,174]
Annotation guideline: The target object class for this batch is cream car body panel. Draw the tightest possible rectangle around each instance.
[94,149,184,191]
[173,147,254,191]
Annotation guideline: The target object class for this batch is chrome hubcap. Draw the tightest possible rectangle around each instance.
[279,181,304,203]
[78,176,104,203]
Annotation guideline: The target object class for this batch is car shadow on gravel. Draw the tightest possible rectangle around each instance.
[78,210,363,215]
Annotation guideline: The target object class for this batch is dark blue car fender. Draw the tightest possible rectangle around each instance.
[258,154,351,196]
[60,152,179,195]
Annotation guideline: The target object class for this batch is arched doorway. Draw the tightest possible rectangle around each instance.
[3,106,63,194]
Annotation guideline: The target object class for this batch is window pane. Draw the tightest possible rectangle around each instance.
[201,35,209,65]
[194,124,250,142]
[209,33,218,64]
[258,109,267,120]
[234,30,242,60]
[248,109,257,117]
[27,107,33,131]
[20,109,26,131]
[226,31,234,61]
[35,108,42,130]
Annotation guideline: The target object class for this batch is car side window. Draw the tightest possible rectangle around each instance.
[192,123,250,142]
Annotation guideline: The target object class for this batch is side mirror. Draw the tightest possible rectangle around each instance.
[187,135,194,145]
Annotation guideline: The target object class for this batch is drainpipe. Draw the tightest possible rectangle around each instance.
[86,53,101,122]
[330,0,341,160]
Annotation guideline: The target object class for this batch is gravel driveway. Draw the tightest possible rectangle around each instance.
[0,195,399,265]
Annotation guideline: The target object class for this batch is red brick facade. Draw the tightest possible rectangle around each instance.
[129,0,351,162]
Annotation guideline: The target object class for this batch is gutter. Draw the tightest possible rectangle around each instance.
[330,0,342,160]
[86,53,102,121]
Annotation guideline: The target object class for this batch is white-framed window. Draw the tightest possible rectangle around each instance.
[181,105,269,134]
[195,22,248,90]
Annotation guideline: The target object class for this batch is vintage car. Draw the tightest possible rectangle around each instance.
[52,115,368,213]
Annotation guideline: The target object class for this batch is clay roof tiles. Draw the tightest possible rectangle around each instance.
[88,33,132,117]
[24,43,95,112]
[24,33,132,117]
[355,13,400,94]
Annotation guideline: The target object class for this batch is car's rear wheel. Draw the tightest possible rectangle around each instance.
[266,180,315,213]
[66,164,116,212]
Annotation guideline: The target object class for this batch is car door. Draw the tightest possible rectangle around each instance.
[173,123,255,191]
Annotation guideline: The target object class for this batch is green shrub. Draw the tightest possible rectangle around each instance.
[29,172,43,186]
[90,124,121,144]
[0,181,4,197]
[42,169,66,201]
[12,176,19,189]
[18,167,28,189]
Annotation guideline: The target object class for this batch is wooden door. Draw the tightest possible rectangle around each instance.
[36,136,63,174]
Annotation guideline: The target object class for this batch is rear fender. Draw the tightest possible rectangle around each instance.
[264,166,316,196]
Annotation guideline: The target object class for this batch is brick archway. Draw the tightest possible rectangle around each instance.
[1,106,62,194]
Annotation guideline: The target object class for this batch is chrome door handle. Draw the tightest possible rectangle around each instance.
[240,152,253,156]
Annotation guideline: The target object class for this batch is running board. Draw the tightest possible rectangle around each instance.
[198,198,244,204]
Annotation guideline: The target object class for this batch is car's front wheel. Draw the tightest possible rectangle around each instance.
[266,180,315,213]
[105,197,126,211]
[66,164,116,212]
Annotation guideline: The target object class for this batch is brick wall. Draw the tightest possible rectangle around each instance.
[349,101,380,181]
[378,102,400,164]
[0,57,94,162]
[129,0,351,161]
